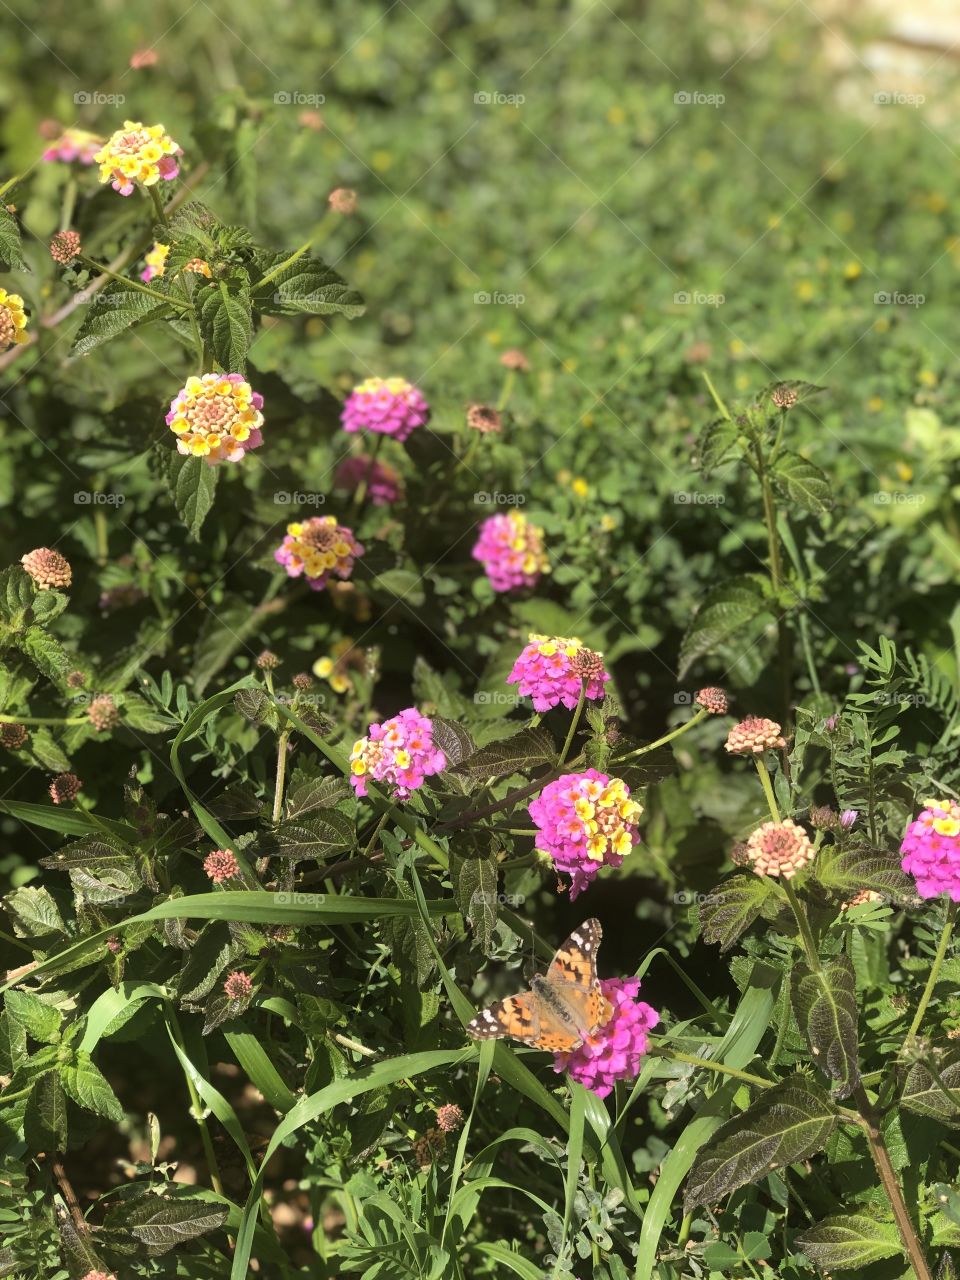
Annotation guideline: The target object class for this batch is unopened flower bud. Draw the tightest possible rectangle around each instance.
[21,547,71,590]
[50,230,81,265]
[49,772,81,805]
[695,687,728,715]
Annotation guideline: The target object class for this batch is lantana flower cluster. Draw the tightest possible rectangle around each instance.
[166,373,264,464]
[529,770,642,899]
[472,512,549,592]
[743,818,815,879]
[141,241,169,281]
[0,290,28,351]
[42,127,102,166]
[554,977,659,1098]
[901,797,960,899]
[349,708,446,800]
[508,634,609,711]
[94,120,182,195]
[274,517,364,591]
[341,376,429,441]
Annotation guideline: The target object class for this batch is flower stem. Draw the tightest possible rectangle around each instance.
[77,253,191,309]
[905,899,957,1043]
[853,1082,934,1280]
[754,756,781,822]
[0,713,87,727]
[613,707,708,762]
[558,679,587,766]
[650,1045,774,1090]
[352,432,384,510]
[271,730,291,825]
[165,1009,226,1199]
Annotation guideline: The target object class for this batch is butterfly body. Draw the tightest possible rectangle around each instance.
[466,918,611,1054]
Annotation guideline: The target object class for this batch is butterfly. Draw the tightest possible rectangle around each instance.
[466,918,612,1053]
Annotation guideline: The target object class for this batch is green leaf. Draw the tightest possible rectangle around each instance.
[0,567,34,631]
[270,812,355,859]
[0,204,26,270]
[197,280,253,371]
[450,833,499,954]
[0,1011,26,1074]
[814,847,914,902]
[370,568,426,608]
[431,717,477,768]
[455,726,556,779]
[902,1052,960,1123]
[251,248,365,317]
[16,626,69,681]
[3,885,67,938]
[792,955,860,1098]
[60,1051,124,1121]
[694,416,740,475]
[24,1071,68,1149]
[163,453,218,540]
[5,989,62,1043]
[770,449,833,515]
[234,687,279,729]
[109,1191,228,1254]
[795,1212,903,1270]
[29,589,68,626]
[683,1076,838,1213]
[284,774,350,819]
[678,575,772,679]
[698,875,779,952]
[72,281,171,355]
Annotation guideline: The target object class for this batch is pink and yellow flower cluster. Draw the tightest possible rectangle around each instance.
[349,708,446,800]
[529,769,642,899]
[901,797,960,899]
[554,977,659,1099]
[0,290,28,351]
[508,634,609,711]
[472,511,549,592]
[42,127,102,166]
[166,373,264,464]
[341,376,429,442]
[274,516,364,591]
[94,120,182,196]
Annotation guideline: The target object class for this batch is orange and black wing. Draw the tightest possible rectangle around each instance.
[547,918,602,991]
[466,992,541,1045]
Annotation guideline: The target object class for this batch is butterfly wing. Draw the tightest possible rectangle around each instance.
[548,918,602,990]
[466,992,541,1045]
[546,918,612,1038]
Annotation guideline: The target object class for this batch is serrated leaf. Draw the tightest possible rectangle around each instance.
[163,454,218,540]
[5,989,62,1044]
[234,687,279,728]
[197,280,252,371]
[17,626,69,681]
[770,449,833,515]
[30,590,68,625]
[0,1011,27,1075]
[431,717,476,768]
[25,726,71,772]
[72,281,171,355]
[683,1077,838,1212]
[694,416,740,475]
[251,248,365,317]
[795,1213,903,1270]
[60,1051,123,1121]
[902,1053,960,1123]
[0,204,26,270]
[450,833,498,954]
[792,955,860,1098]
[271,812,355,859]
[3,885,67,938]
[678,575,772,679]
[455,726,555,779]
[111,1193,228,1254]
[24,1071,67,1149]
[815,847,915,904]
[698,875,778,952]
[284,774,351,819]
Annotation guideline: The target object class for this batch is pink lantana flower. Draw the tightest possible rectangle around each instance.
[553,977,659,1098]
[350,708,446,800]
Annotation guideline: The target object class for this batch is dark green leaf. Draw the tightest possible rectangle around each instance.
[72,281,171,355]
[112,1192,229,1254]
[795,1212,902,1270]
[678,575,772,679]
[3,885,67,938]
[450,833,499,954]
[284,774,350,819]
[251,248,365,317]
[60,1051,124,1121]
[792,955,860,1098]
[455,727,556,779]
[17,626,69,681]
[162,453,218,540]
[24,1072,68,1149]
[815,847,915,903]
[270,811,355,859]
[902,1053,960,1123]
[432,718,476,768]
[698,875,779,951]
[694,416,740,475]
[683,1077,838,1213]
[5,990,62,1044]
[197,280,253,371]
[0,204,26,270]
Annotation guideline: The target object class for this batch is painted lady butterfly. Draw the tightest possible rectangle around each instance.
[466,918,612,1053]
